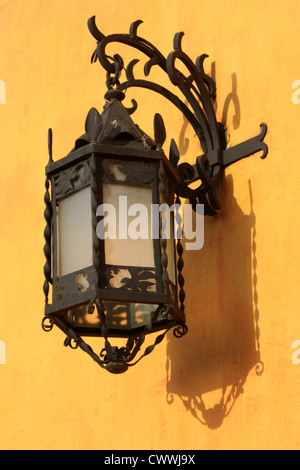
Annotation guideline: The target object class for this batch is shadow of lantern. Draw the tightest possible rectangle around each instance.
[166,176,264,428]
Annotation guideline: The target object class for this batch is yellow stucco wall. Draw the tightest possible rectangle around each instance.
[0,0,299,450]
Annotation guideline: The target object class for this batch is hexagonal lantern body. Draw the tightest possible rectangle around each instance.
[43,98,186,373]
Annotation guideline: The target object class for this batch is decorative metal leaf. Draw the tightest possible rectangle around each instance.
[169,138,180,168]
[87,16,105,41]
[126,59,139,81]
[154,113,166,150]
[129,20,143,37]
[85,107,103,142]
[125,99,138,116]
[196,54,216,98]
[144,57,160,77]
[173,31,184,51]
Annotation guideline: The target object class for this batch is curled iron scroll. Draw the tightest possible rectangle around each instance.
[88,17,267,216]
[42,299,187,374]
[88,16,225,215]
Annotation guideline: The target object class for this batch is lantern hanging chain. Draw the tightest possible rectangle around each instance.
[105,54,125,90]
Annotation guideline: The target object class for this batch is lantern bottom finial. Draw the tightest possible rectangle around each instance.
[105,361,129,374]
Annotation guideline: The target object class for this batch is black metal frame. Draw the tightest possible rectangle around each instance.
[43,100,187,374]
[42,18,268,374]
[88,17,268,215]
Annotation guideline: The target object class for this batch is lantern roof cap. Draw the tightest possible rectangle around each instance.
[72,98,155,152]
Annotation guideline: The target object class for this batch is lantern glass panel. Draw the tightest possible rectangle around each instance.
[104,301,158,330]
[57,186,93,276]
[66,304,101,329]
[165,210,176,285]
[102,182,155,268]
[66,302,159,331]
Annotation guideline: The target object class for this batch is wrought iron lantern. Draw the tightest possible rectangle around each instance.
[42,17,268,374]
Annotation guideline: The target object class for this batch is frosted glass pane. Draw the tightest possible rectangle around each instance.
[66,302,159,331]
[104,302,158,330]
[66,305,101,329]
[166,216,176,285]
[102,183,154,267]
[57,187,93,276]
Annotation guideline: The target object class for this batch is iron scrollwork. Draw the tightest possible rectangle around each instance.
[55,267,96,303]
[42,299,187,374]
[88,17,268,216]
[102,159,154,186]
[105,266,157,292]
[53,161,91,199]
